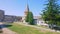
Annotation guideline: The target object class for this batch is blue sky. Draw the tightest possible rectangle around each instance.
[0,0,60,16]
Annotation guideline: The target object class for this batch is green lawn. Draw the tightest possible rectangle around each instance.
[37,25,49,29]
[8,23,60,34]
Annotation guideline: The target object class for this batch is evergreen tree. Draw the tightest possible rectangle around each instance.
[25,12,29,22]
[42,0,60,25]
[25,12,34,25]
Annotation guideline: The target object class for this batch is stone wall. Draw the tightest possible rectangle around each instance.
[3,15,14,23]
[3,15,22,23]
[0,10,4,22]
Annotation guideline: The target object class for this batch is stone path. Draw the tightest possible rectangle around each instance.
[1,28,17,34]
[0,23,17,34]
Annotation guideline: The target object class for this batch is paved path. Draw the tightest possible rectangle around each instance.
[0,23,17,34]
[2,28,17,34]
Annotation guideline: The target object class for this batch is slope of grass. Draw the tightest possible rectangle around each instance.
[8,23,60,34]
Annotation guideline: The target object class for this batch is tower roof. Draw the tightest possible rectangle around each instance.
[25,4,29,12]
[24,3,29,15]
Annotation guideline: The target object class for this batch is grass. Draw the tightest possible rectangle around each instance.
[8,23,60,34]
[37,25,49,29]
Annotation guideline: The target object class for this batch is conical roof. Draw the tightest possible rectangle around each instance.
[24,4,29,13]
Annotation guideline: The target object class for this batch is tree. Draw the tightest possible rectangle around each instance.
[25,12,29,22]
[42,0,60,25]
[25,12,34,25]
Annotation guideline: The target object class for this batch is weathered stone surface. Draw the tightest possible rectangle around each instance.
[0,10,4,22]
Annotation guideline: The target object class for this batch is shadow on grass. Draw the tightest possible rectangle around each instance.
[0,24,12,28]
[4,25,12,27]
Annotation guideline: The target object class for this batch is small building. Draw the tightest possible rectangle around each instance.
[33,16,39,25]
[34,16,48,26]
[14,16,22,22]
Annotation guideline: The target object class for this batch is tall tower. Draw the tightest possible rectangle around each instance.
[24,4,29,16]
[22,4,29,24]
[22,0,30,24]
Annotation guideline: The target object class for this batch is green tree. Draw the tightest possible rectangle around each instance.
[42,0,60,25]
[25,12,34,25]
[25,12,29,22]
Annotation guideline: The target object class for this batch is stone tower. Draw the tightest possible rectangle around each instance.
[24,4,29,16]
[22,4,29,24]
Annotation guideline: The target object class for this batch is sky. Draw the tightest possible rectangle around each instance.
[0,0,60,16]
